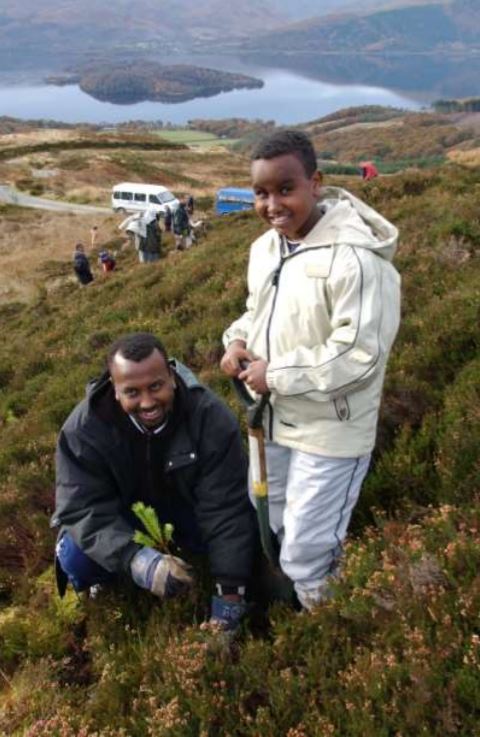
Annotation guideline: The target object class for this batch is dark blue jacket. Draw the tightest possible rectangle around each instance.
[53,363,255,587]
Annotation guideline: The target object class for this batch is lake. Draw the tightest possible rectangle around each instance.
[0,57,424,125]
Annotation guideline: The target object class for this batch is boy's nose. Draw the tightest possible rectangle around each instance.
[267,194,283,213]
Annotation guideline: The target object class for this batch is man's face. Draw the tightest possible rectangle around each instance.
[251,153,322,240]
[110,349,176,429]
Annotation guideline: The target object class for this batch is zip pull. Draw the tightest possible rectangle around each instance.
[272,258,284,287]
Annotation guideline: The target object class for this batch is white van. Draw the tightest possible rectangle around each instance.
[111,182,179,215]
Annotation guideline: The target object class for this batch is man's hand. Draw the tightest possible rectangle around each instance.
[208,595,247,633]
[220,340,254,377]
[239,359,269,395]
[130,547,194,599]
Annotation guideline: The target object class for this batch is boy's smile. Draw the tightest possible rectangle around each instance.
[251,153,322,241]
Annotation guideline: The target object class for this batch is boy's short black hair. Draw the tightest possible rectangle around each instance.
[107,332,168,369]
[251,129,317,177]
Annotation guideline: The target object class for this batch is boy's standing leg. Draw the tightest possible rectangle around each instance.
[250,442,370,609]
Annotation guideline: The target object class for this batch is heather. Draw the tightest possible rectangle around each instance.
[0,159,478,735]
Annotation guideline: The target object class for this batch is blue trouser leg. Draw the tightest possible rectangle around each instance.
[55,532,116,593]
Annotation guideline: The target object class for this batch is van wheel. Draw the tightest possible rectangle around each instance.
[115,207,126,214]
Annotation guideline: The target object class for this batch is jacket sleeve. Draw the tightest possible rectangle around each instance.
[266,246,400,401]
[54,427,139,573]
[222,290,255,347]
[191,393,256,586]
[222,243,258,347]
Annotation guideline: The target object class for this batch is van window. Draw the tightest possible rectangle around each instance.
[116,192,133,201]
[149,192,175,205]
[159,192,175,204]
[113,192,122,200]
[134,193,146,202]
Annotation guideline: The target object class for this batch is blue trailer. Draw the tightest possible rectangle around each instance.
[215,187,255,215]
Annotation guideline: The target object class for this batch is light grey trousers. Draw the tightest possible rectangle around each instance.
[249,441,371,609]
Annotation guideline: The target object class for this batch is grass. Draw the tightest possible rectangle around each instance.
[0,123,479,735]
[155,130,241,149]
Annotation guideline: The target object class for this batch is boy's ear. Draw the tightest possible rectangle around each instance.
[312,170,323,197]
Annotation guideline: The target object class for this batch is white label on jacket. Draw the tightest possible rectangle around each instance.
[248,436,261,483]
[351,348,372,364]
[304,262,329,278]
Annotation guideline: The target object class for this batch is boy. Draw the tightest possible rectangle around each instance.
[220,130,401,610]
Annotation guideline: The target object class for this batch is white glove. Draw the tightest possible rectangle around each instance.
[130,547,193,599]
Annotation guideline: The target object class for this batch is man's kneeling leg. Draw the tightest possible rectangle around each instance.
[55,532,116,596]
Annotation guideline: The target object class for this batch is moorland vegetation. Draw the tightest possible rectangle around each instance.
[0,114,478,735]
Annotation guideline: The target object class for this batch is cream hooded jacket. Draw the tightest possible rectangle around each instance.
[223,187,401,457]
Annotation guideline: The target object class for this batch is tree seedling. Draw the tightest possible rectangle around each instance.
[131,501,174,553]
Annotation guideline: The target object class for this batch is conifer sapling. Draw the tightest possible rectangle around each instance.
[131,501,174,554]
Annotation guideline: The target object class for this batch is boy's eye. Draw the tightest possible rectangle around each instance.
[280,186,291,195]
[254,190,266,198]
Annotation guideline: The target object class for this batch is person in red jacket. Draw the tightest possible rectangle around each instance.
[360,161,379,181]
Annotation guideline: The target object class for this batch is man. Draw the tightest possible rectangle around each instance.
[72,242,94,286]
[53,332,255,632]
[173,198,192,251]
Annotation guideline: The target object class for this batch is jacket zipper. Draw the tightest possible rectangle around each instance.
[146,433,154,500]
[265,240,288,439]
[265,241,330,439]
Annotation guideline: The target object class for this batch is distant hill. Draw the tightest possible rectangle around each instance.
[0,0,285,68]
[242,0,480,55]
[1,0,475,72]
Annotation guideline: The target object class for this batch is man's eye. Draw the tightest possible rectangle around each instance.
[124,389,137,398]
[150,382,163,391]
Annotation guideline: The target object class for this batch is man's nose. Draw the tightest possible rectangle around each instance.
[138,391,156,407]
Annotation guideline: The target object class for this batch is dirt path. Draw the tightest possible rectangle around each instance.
[0,184,111,214]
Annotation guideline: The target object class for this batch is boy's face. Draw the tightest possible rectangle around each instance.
[251,153,322,240]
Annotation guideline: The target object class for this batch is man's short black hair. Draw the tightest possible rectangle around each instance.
[251,129,317,177]
[107,332,168,369]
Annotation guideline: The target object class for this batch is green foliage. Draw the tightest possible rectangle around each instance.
[132,502,174,552]
[0,157,478,734]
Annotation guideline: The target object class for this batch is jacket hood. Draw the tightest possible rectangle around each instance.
[300,186,398,262]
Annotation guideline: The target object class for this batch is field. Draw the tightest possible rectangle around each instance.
[0,114,479,736]
[155,129,240,148]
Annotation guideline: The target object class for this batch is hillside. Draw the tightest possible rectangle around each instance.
[242,0,480,54]
[0,120,479,735]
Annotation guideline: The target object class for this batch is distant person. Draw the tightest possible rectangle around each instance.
[163,205,172,233]
[139,211,162,262]
[99,250,116,273]
[360,161,378,181]
[186,195,195,217]
[90,225,98,249]
[173,200,192,251]
[119,209,162,263]
[221,129,401,610]
[53,332,255,635]
[73,242,93,286]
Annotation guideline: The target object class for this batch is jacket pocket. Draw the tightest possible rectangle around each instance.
[334,396,350,421]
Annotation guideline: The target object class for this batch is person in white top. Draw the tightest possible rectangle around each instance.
[221,129,401,609]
